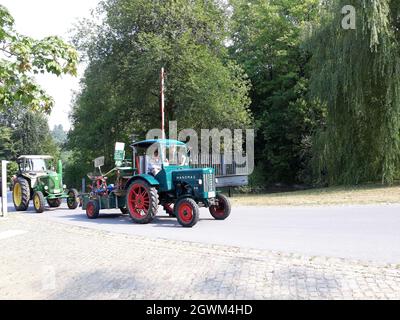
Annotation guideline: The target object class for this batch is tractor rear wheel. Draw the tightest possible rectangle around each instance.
[127,181,158,224]
[67,188,79,209]
[47,198,62,208]
[12,177,30,211]
[33,191,46,213]
[86,200,100,219]
[175,198,199,228]
[209,194,231,220]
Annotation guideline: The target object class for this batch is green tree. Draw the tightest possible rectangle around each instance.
[67,0,252,185]
[51,124,67,146]
[229,0,324,185]
[0,4,78,113]
[12,111,59,157]
[0,125,17,178]
[309,0,400,185]
[0,4,76,180]
[0,125,14,159]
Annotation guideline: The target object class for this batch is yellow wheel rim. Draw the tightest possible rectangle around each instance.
[34,194,41,210]
[13,183,22,206]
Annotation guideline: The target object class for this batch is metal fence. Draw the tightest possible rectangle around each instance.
[190,154,249,177]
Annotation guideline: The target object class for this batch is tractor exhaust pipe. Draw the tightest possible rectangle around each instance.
[57,160,63,176]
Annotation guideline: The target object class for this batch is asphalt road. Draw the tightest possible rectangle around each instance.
[3,192,400,263]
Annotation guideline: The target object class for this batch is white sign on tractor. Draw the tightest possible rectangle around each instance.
[94,156,105,170]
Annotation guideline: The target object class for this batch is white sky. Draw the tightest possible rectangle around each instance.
[1,0,100,131]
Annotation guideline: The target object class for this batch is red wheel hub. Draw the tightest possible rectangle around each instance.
[87,202,95,217]
[128,184,150,219]
[178,203,193,223]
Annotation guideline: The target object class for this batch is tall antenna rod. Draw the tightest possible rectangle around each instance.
[160,67,166,139]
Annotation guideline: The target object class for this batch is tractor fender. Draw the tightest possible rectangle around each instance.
[125,174,160,190]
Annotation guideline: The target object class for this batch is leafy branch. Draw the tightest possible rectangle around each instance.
[0,4,78,113]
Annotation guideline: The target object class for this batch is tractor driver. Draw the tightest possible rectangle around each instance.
[148,149,168,176]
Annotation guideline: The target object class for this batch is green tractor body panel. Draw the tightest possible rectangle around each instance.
[130,174,160,187]
[82,192,123,210]
[155,165,189,191]
[35,172,67,199]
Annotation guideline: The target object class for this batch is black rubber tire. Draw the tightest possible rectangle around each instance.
[47,198,62,208]
[126,180,158,224]
[67,188,79,210]
[209,194,231,220]
[86,200,100,219]
[33,191,46,213]
[175,198,199,228]
[12,177,30,211]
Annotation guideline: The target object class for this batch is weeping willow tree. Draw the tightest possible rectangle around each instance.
[309,0,400,185]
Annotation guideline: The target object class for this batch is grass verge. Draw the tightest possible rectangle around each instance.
[230,184,400,206]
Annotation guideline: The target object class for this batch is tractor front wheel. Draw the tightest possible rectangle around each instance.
[86,200,99,219]
[12,177,30,211]
[67,188,79,210]
[175,198,199,228]
[33,191,46,213]
[209,194,231,220]
[127,181,158,224]
[47,198,61,208]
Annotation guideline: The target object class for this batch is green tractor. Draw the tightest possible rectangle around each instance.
[82,139,231,227]
[12,155,79,213]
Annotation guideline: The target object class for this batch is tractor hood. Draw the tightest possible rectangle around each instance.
[155,166,216,198]
[172,167,213,181]
[156,166,216,198]
[170,167,216,197]
[36,171,64,194]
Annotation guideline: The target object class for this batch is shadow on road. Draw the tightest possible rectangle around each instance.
[6,191,217,228]
[60,212,214,228]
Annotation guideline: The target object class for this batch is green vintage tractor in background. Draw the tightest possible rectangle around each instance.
[12,155,79,213]
[82,139,231,227]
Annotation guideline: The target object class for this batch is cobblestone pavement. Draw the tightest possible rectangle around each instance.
[0,214,399,300]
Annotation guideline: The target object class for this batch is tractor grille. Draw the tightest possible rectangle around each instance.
[203,173,216,193]
[48,177,56,189]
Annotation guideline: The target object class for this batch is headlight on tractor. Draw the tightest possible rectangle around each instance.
[44,186,49,191]
[63,184,67,189]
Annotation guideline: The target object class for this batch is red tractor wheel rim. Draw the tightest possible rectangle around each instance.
[128,184,150,219]
[211,198,226,216]
[87,203,95,217]
[178,203,193,223]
